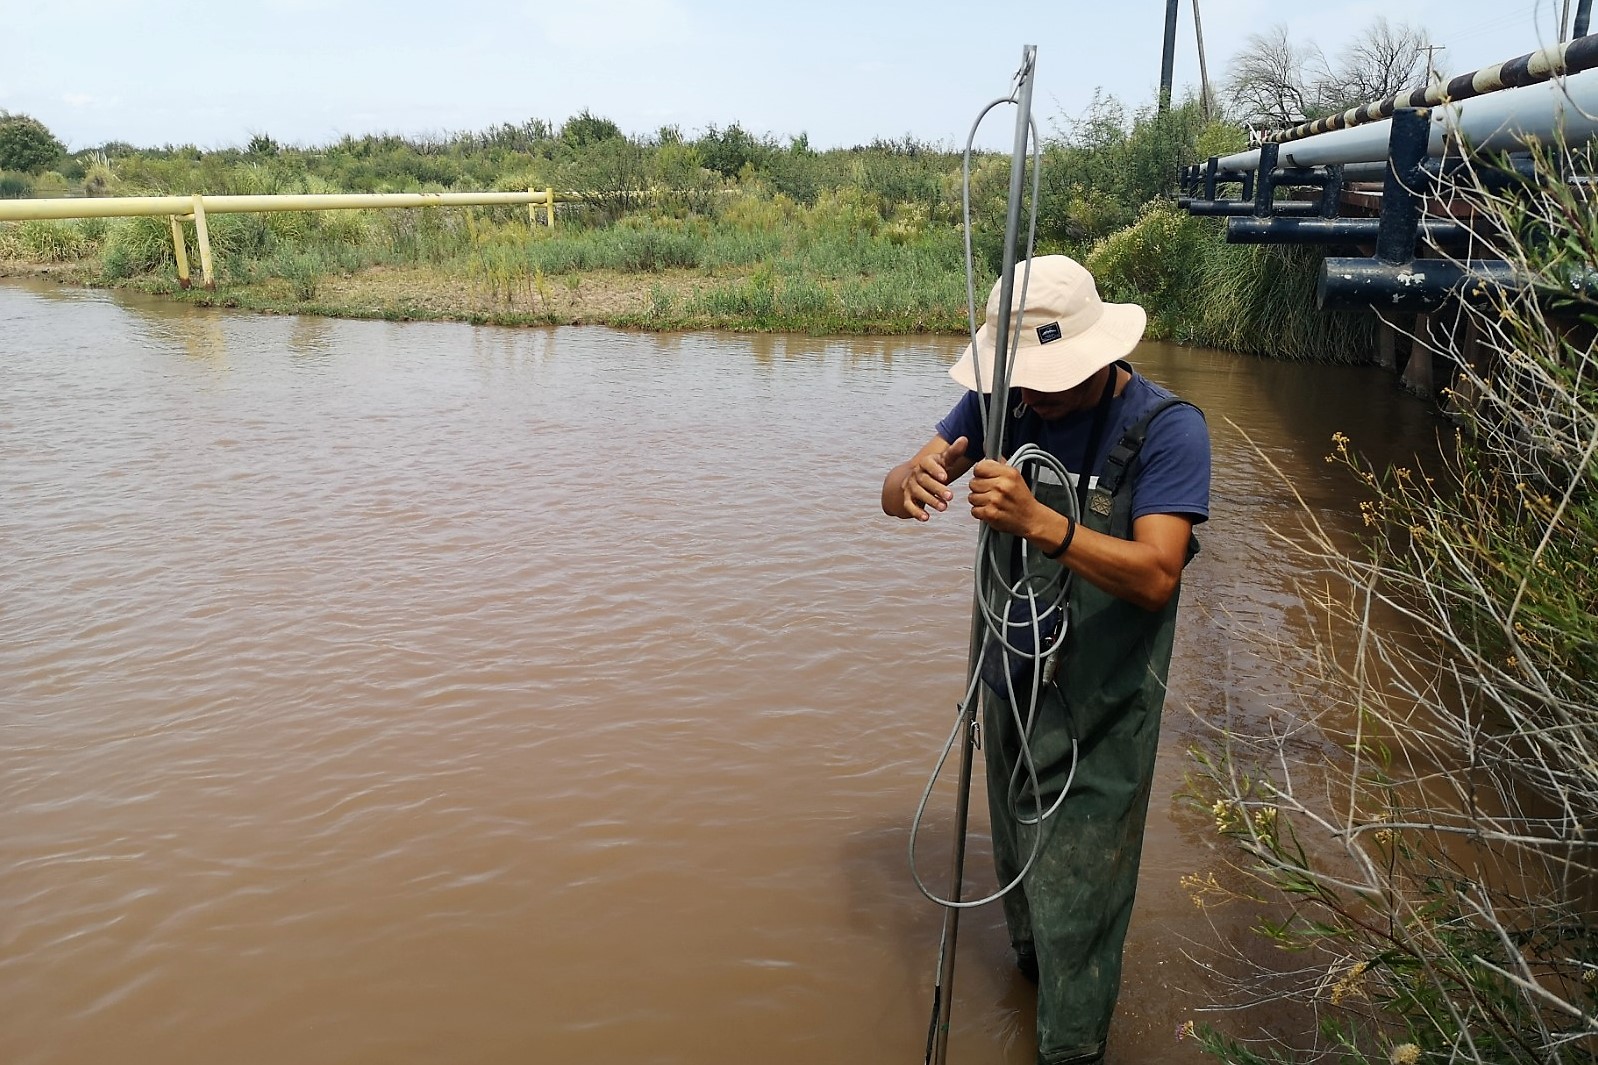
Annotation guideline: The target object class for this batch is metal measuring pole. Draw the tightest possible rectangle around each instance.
[923,44,1037,1065]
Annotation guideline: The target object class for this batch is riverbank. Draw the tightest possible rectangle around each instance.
[1,255,978,333]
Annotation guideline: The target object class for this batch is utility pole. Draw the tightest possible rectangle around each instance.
[1159,0,1180,111]
[1192,0,1213,120]
[1421,43,1447,86]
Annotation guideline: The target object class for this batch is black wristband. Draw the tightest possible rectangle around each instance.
[1042,515,1076,560]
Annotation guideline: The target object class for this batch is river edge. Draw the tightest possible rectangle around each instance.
[0,258,972,335]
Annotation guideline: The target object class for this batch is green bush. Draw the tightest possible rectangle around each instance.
[1087,199,1209,324]
[0,112,65,174]
[0,172,32,198]
[0,219,96,262]
[101,216,177,277]
[266,250,321,299]
[695,123,773,179]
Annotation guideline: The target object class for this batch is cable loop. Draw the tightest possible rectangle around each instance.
[908,444,1081,909]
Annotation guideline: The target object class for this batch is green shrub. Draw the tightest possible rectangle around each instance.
[101,216,177,277]
[598,224,701,271]
[774,275,833,316]
[1087,199,1208,324]
[0,113,64,174]
[0,219,95,261]
[272,251,321,300]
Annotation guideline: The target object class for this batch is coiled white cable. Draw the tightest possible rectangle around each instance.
[908,443,1081,909]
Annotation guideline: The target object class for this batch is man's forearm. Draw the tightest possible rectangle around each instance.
[1018,508,1184,612]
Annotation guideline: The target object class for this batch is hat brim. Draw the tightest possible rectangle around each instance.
[949,301,1147,394]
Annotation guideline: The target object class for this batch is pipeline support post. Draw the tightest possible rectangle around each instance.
[1377,318,1398,369]
[1252,143,1280,217]
[169,216,191,289]
[192,195,215,291]
[1405,311,1438,394]
[1376,108,1430,265]
[1319,164,1345,218]
[546,187,557,228]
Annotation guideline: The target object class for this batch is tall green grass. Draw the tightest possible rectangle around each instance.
[1088,200,1375,362]
[0,218,96,261]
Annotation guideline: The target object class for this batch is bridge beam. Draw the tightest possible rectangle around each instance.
[1317,259,1516,311]
[1227,217,1470,245]
[1187,200,1320,217]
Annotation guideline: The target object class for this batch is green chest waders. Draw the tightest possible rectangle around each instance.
[981,400,1192,1065]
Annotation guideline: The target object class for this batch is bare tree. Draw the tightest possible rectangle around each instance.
[1314,17,1428,113]
[1223,25,1319,126]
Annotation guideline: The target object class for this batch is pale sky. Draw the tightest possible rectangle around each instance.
[0,0,1575,152]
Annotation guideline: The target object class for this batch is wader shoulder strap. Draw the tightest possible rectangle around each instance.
[1096,397,1204,563]
[1096,397,1199,497]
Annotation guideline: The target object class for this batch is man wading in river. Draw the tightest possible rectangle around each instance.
[881,255,1210,1065]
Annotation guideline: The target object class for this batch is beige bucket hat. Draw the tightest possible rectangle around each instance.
[950,255,1147,394]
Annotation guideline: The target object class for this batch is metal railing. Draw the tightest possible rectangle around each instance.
[0,188,568,289]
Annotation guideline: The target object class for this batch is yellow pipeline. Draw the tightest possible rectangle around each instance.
[0,189,564,222]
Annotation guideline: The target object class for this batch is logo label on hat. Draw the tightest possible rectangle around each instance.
[1036,321,1062,344]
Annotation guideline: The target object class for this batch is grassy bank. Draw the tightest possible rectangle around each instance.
[2,200,980,333]
[0,192,980,334]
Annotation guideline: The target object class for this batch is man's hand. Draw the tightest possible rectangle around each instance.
[900,436,969,522]
[967,458,1046,537]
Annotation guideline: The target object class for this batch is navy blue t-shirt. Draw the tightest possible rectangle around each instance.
[934,371,1211,525]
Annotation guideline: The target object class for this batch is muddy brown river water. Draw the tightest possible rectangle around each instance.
[0,279,1444,1064]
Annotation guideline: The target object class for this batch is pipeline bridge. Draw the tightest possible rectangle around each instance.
[1176,32,1598,393]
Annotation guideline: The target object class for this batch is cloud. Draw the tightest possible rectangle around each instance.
[62,93,98,108]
